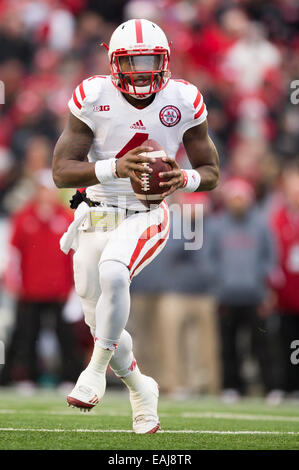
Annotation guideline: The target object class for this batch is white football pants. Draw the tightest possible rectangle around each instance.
[73,201,169,373]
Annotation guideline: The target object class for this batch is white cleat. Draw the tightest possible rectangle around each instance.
[130,376,160,434]
[133,415,160,434]
[66,370,106,411]
[67,384,100,410]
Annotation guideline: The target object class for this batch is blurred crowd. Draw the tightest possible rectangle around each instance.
[0,0,299,402]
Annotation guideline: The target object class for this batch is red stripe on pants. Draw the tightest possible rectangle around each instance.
[128,204,169,278]
[130,224,170,279]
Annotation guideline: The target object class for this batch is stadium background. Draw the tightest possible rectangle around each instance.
[0,0,298,406]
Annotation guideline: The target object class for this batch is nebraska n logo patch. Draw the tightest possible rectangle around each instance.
[159,105,181,127]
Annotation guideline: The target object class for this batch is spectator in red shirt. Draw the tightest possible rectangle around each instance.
[271,161,299,396]
[0,169,83,390]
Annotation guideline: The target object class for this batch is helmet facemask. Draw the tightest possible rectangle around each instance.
[110,49,171,99]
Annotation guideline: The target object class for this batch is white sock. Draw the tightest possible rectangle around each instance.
[108,329,147,394]
[76,343,114,393]
[122,367,159,421]
[121,366,146,393]
[85,343,114,375]
[109,329,135,377]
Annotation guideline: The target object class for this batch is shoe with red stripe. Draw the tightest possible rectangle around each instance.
[133,415,160,434]
[67,370,106,412]
[130,376,160,434]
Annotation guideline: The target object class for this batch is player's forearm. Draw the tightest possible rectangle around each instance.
[193,138,219,191]
[194,162,219,191]
[183,124,220,192]
[52,121,96,188]
[52,159,98,188]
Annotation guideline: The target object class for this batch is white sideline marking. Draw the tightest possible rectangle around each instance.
[0,428,299,436]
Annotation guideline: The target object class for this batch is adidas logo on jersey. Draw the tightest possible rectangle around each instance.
[130,120,146,130]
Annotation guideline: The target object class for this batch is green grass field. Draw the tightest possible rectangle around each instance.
[0,387,299,450]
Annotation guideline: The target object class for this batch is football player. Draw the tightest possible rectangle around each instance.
[52,19,219,434]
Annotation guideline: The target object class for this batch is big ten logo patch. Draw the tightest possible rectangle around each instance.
[93,105,110,112]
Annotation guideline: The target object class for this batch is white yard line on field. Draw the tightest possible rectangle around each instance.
[0,427,298,435]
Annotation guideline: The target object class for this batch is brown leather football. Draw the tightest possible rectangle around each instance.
[130,139,172,208]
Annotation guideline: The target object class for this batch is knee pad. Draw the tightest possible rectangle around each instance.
[99,260,130,295]
[73,251,100,300]
[81,298,97,333]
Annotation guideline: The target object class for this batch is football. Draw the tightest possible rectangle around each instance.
[131,139,172,208]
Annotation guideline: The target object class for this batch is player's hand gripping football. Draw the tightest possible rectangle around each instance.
[158,157,184,197]
[115,146,156,185]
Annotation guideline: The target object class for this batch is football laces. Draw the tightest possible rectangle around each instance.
[140,163,151,192]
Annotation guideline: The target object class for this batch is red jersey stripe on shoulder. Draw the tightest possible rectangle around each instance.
[79,82,86,101]
[88,75,107,80]
[72,90,82,110]
[194,102,205,120]
[135,19,143,43]
[193,90,202,110]
[174,79,190,85]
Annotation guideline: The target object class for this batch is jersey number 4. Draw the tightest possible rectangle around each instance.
[115,133,149,159]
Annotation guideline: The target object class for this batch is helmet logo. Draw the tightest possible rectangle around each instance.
[159,105,181,127]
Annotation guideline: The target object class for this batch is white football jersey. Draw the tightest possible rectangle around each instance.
[68,75,207,211]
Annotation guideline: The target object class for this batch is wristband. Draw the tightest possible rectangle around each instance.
[181,169,201,192]
[95,158,118,183]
